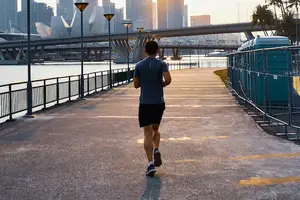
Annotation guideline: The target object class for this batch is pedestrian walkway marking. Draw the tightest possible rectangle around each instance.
[94,116,212,119]
[200,136,228,140]
[136,136,228,144]
[137,137,191,144]
[239,176,300,186]
[231,152,300,161]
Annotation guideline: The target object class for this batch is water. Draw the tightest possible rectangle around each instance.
[0,56,227,85]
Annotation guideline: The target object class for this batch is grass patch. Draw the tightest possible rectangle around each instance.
[214,69,228,85]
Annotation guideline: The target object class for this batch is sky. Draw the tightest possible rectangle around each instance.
[18,0,267,24]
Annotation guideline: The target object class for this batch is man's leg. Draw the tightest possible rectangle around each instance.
[152,124,161,149]
[143,125,156,176]
[143,125,154,162]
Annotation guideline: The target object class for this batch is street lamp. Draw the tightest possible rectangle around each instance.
[25,0,33,117]
[75,2,89,99]
[104,14,114,88]
[123,21,132,83]
[137,27,144,61]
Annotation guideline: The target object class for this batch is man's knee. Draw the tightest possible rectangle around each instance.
[152,124,160,132]
[143,125,153,137]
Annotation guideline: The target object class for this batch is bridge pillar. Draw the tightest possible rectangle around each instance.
[15,48,25,61]
[112,39,131,63]
[159,48,166,60]
[171,48,182,60]
[0,51,5,60]
[244,31,254,41]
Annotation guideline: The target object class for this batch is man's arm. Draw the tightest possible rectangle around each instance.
[133,65,140,89]
[162,63,171,87]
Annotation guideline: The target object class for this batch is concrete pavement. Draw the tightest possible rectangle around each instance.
[2,68,300,199]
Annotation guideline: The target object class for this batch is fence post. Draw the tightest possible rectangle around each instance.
[94,72,97,92]
[8,84,13,120]
[78,75,80,98]
[68,76,71,101]
[87,74,90,95]
[43,80,47,109]
[56,78,59,105]
[101,71,104,90]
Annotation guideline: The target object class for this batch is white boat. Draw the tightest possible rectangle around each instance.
[206,49,227,57]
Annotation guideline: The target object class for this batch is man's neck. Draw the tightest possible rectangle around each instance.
[147,55,156,58]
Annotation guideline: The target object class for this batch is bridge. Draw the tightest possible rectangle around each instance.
[0,44,239,64]
[0,22,266,64]
[1,61,300,199]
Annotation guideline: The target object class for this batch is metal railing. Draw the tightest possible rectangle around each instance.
[227,46,300,139]
[0,61,198,122]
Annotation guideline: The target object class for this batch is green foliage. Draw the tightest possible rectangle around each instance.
[252,0,300,43]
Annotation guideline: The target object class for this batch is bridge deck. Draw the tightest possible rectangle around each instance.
[1,68,300,199]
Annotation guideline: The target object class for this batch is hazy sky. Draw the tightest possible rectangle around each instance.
[19,0,266,24]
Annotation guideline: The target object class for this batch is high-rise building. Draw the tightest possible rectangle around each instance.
[102,0,116,33]
[115,8,124,33]
[57,0,74,22]
[0,0,18,32]
[18,1,54,34]
[167,0,184,28]
[183,4,188,27]
[190,15,211,26]
[157,0,167,29]
[126,0,152,30]
[152,2,157,29]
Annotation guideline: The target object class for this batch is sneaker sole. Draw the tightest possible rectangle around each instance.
[146,169,156,177]
[154,152,162,167]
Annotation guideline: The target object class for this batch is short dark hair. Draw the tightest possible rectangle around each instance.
[145,41,159,55]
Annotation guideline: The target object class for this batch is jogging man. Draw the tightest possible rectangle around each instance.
[133,41,172,176]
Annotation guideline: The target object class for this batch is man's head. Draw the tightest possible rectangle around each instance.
[145,41,159,56]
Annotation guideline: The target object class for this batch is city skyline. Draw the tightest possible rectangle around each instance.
[18,0,266,24]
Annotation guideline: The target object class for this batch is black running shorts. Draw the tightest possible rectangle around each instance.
[138,103,166,128]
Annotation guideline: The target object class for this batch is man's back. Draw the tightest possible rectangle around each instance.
[134,57,169,104]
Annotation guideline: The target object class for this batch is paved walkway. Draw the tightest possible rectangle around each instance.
[2,68,300,200]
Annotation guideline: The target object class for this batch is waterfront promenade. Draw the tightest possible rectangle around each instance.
[2,68,300,199]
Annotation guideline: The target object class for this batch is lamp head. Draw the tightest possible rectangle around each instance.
[137,27,144,32]
[123,22,132,28]
[104,14,115,21]
[74,2,89,12]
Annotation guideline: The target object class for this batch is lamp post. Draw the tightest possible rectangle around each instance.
[123,21,132,83]
[104,14,114,88]
[137,27,144,61]
[26,0,33,117]
[75,2,89,99]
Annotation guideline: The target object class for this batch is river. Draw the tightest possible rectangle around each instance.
[0,55,227,85]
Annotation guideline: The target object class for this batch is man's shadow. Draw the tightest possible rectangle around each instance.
[140,176,162,200]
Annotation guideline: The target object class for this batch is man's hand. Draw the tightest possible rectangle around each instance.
[133,77,140,89]
[162,71,171,87]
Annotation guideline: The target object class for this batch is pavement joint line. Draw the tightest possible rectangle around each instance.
[231,152,300,161]
[92,96,234,101]
[93,116,213,119]
[239,176,300,186]
[127,105,238,107]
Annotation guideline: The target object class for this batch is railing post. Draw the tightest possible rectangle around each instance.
[101,71,104,90]
[56,78,59,105]
[78,75,80,98]
[8,84,13,120]
[94,72,97,92]
[87,74,90,95]
[68,76,71,101]
[43,80,47,109]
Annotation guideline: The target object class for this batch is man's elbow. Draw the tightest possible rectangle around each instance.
[165,78,172,86]
[134,83,140,89]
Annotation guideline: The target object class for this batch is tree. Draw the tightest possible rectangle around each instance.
[251,5,275,35]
